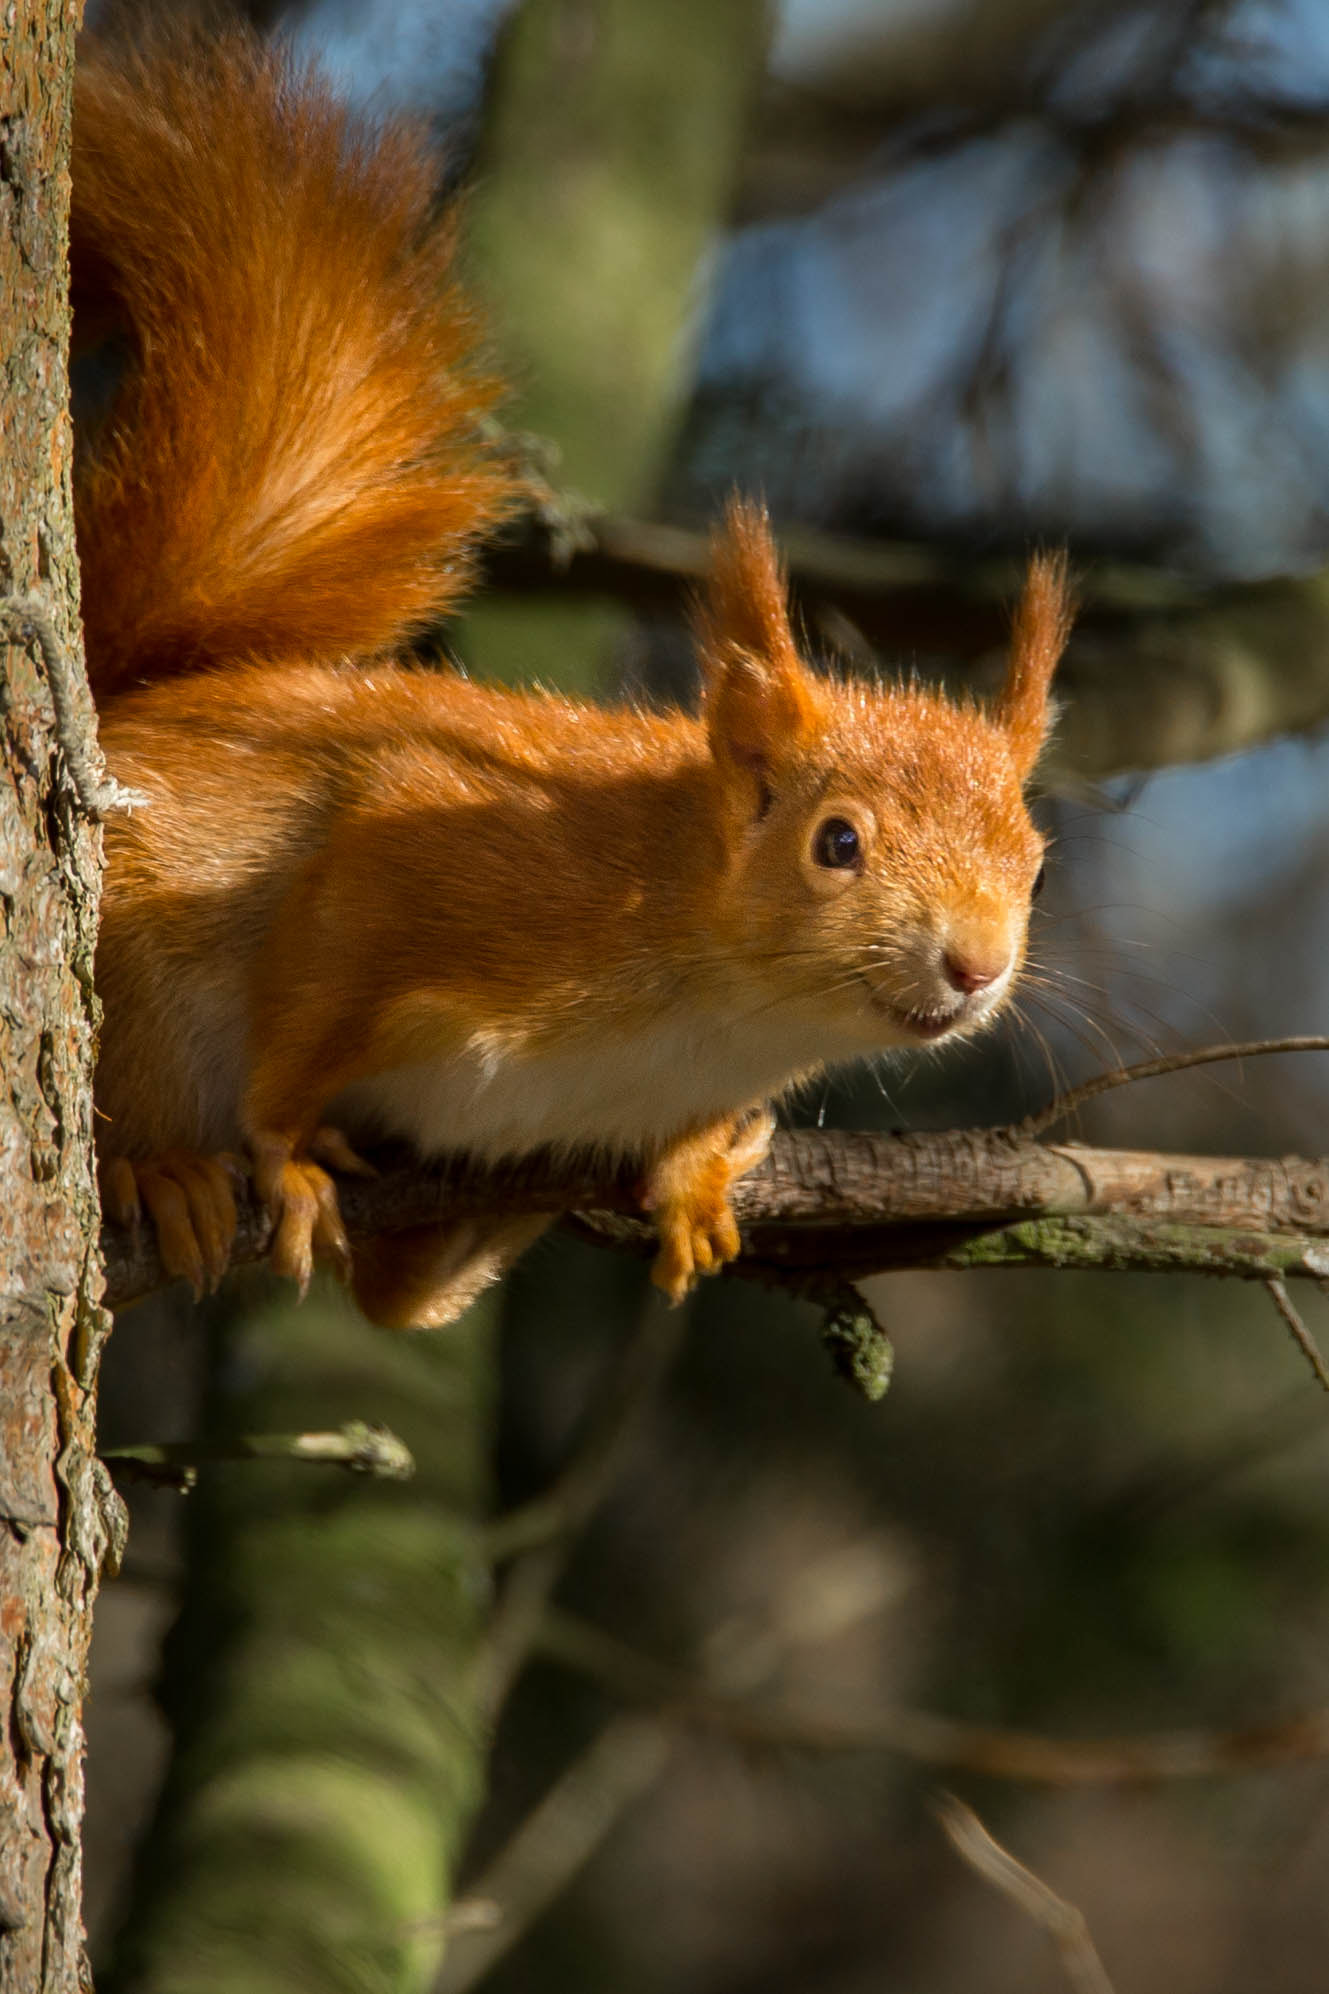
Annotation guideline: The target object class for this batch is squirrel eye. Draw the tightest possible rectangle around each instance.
[813,817,861,870]
[1032,861,1047,900]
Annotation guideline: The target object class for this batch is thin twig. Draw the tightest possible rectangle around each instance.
[432,1716,675,1994]
[485,1300,689,1561]
[538,1606,1329,1786]
[102,1420,415,1491]
[479,1545,566,1727]
[440,1900,503,1938]
[481,1297,688,1721]
[445,1518,895,1984]
[1019,1036,1329,1139]
[1264,1277,1329,1395]
[932,1792,1117,1994]
[391,1897,503,1943]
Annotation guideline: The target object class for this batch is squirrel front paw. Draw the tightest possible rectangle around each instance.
[644,1108,775,1305]
[248,1126,373,1297]
[102,1149,242,1297]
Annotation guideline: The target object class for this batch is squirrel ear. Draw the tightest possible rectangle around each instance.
[993,549,1074,777]
[695,498,823,778]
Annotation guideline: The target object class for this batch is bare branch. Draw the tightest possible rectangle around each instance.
[1018,1036,1329,1139]
[1264,1277,1329,1395]
[485,1302,689,1562]
[932,1792,1117,1994]
[432,1717,675,1994]
[538,1607,1329,1787]
[101,1420,416,1491]
[481,1299,688,1722]
[103,1119,1329,1314]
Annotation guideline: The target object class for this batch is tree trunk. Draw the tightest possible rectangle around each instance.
[462,0,771,689]
[0,3,115,1988]
[102,1286,491,1994]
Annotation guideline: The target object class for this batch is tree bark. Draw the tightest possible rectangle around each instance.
[0,3,115,1988]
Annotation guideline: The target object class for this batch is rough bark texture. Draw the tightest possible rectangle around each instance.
[1,3,113,1988]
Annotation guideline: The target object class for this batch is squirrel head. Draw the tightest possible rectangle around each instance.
[694,501,1072,1057]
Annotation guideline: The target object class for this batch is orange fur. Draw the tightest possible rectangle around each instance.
[997,550,1074,775]
[73,26,519,692]
[696,501,827,792]
[81,34,1073,1326]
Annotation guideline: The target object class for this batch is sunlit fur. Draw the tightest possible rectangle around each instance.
[996,547,1074,777]
[81,35,1073,1325]
[72,28,518,692]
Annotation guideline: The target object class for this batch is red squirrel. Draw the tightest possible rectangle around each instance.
[76,28,1072,1328]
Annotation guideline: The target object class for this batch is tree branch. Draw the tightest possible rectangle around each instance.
[482,509,1329,780]
[432,1717,675,1994]
[932,1793,1118,1994]
[101,1420,416,1491]
[1264,1276,1329,1395]
[538,1606,1329,1787]
[481,1299,688,1723]
[1018,1036,1329,1138]
[102,1128,1329,1314]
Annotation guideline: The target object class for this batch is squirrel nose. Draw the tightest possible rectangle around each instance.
[942,948,1008,995]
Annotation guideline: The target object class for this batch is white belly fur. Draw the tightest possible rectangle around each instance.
[330,1010,844,1163]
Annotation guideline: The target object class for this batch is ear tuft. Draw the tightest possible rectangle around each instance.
[994,549,1074,777]
[695,497,823,775]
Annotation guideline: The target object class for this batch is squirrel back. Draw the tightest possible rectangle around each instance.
[72,27,521,694]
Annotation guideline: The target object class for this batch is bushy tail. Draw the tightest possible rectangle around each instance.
[73,26,522,695]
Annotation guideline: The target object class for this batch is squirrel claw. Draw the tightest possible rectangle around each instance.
[251,1132,352,1296]
[651,1200,743,1304]
[309,1125,377,1179]
[103,1150,238,1297]
[100,1155,142,1230]
[645,1108,772,1304]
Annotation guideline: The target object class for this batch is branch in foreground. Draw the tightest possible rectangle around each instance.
[102,1128,1329,1317]
[102,1420,416,1491]
[932,1793,1117,1994]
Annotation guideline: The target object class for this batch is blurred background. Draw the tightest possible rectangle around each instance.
[86,2,1329,1990]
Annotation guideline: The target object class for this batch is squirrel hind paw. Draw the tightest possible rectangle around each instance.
[103,1150,238,1298]
[249,1132,352,1298]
